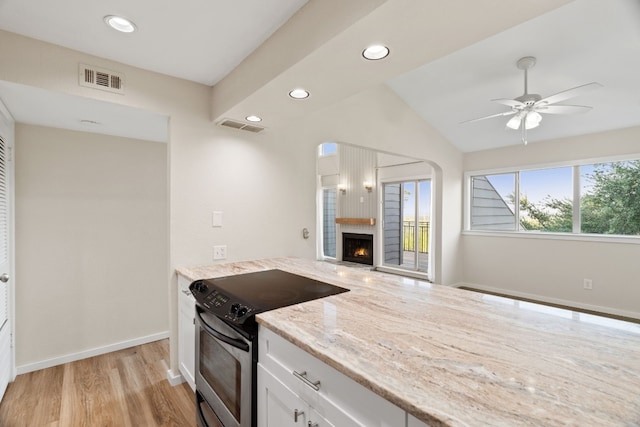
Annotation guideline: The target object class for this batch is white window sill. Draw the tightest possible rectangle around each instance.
[462,230,640,245]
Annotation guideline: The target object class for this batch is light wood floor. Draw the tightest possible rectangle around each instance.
[0,339,195,426]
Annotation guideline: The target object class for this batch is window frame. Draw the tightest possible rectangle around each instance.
[464,154,640,244]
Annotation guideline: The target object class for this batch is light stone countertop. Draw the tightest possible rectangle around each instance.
[177,257,640,426]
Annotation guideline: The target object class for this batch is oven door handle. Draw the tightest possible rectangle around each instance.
[196,306,250,352]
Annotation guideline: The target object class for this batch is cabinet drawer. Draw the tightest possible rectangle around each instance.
[258,326,404,427]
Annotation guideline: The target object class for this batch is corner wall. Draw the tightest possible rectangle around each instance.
[15,124,168,369]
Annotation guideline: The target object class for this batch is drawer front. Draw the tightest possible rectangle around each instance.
[258,326,404,427]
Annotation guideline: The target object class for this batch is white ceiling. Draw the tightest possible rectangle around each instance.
[0,0,637,153]
[387,0,640,152]
[0,0,308,86]
[0,0,307,142]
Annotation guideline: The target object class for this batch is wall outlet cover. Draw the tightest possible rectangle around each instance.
[213,245,227,260]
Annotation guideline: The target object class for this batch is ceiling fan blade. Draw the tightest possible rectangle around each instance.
[536,82,602,106]
[491,98,524,108]
[534,104,592,114]
[461,110,517,124]
[506,111,525,130]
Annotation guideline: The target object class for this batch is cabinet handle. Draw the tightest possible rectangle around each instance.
[294,409,304,422]
[293,370,321,391]
[308,422,318,427]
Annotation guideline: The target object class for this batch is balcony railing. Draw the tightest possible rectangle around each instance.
[403,221,429,253]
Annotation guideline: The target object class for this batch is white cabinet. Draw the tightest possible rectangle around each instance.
[258,364,307,427]
[258,364,336,427]
[258,326,405,427]
[178,275,196,391]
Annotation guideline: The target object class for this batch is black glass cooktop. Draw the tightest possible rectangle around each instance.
[190,269,349,325]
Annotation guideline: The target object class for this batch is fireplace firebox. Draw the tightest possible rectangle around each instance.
[342,233,373,265]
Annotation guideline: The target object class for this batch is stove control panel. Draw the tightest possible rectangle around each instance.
[190,279,255,324]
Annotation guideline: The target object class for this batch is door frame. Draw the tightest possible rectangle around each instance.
[0,98,16,384]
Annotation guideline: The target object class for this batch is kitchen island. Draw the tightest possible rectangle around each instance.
[177,257,640,426]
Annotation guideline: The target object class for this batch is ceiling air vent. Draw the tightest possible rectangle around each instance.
[79,64,125,94]
[218,119,265,133]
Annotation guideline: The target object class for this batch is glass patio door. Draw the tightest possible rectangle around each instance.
[383,180,431,276]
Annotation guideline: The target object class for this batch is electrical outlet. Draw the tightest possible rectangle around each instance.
[583,278,593,290]
[213,245,227,260]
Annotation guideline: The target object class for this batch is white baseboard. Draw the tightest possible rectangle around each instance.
[166,368,185,386]
[453,282,640,320]
[16,331,170,375]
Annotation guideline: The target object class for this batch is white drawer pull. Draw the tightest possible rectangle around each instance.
[293,370,321,391]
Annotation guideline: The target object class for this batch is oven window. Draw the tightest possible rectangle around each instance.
[200,329,242,421]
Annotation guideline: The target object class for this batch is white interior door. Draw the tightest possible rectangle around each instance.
[0,102,14,401]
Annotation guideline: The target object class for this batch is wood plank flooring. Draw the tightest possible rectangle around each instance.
[0,339,195,426]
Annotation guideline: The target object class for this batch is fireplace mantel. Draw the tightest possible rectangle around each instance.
[335,217,376,226]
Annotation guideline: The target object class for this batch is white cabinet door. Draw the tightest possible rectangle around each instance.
[258,364,307,427]
[178,276,195,390]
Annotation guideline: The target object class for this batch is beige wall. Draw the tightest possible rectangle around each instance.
[462,127,640,318]
[15,124,168,368]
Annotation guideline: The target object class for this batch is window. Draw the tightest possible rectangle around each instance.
[580,160,640,235]
[467,159,640,237]
[519,167,573,232]
[322,188,337,258]
[470,173,516,231]
[318,142,337,157]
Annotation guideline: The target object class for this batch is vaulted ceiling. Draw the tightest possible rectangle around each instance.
[1,0,637,152]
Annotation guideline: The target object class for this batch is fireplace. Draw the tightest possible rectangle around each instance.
[342,233,373,265]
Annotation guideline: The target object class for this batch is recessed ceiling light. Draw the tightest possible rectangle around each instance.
[362,44,389,60]
[289,88,310,99]
[245,115,262,122]
[104,15,137,33]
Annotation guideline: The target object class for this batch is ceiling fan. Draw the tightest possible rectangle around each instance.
[463,56,602,145]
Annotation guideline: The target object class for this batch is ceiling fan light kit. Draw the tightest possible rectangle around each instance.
[464,56,602,145]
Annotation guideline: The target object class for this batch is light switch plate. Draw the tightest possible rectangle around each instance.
[212,211,223,227]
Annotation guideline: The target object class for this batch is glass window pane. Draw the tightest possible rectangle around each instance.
[322,188,336,257]
[402,182,416,270]
[383,183,401,266]
[470,173,516,230]
[519,167,573,232]
[417,180,431,272]
[580,161,640,235]
[319,142,337,156]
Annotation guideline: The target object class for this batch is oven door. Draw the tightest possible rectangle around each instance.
[195,305,254,427]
